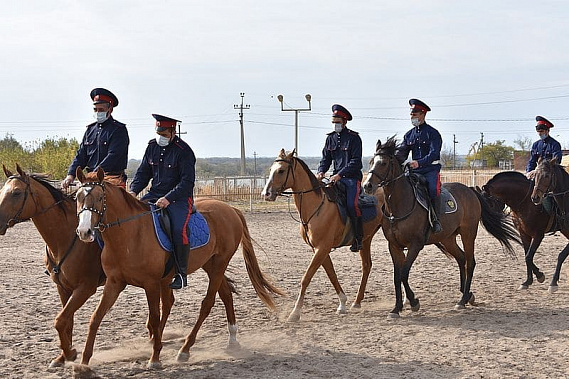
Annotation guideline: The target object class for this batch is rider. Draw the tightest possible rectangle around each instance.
[526,116,562,178]
[395,98,443,234]
[129,114,196,290]
[62,88,129,189]
[316,104,364,252]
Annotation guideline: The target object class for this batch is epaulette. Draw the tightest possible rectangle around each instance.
[148,139,157,145]
[86,121,97,128]
[112,119,126,128]
[347,129,359,135]
[326,131,336,136]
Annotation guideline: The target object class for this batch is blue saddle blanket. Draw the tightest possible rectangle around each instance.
[150,204,210,252]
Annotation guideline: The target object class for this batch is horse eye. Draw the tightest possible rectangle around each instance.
[277,169,285,174]
[11,189,22,197]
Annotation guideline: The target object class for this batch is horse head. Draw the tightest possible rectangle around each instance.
[531,157,558,205]
[0,163,35,235]
[75,167,106,242]
[363,136,399,195]
[261,148,297,201]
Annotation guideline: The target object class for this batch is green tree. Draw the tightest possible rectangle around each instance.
[479,140,514,168]
[0,133,31,171]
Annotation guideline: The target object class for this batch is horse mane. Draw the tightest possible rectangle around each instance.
[83,172,148,212]
[486,171,527,186]
[294,157,322,196]
[377,136,398,156]
[29,174,73,211]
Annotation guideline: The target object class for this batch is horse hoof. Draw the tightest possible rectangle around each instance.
[48,359,64,368]
[468,293,476,306]
[227,340,241,350]
[147,360,162,369]
[410,300,420,312]
[350,302,361,310]
[549,285,558,294]
[518,284,529,290]
[176,351,190,362]
[387,312,400,319]
[336,307,348,315]
[454,303,466,310]
[537,273,546,283]
[287,312,301,322]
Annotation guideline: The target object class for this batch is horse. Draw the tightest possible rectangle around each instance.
[74,167,283,368]
[0,164,106,368]
[530,157,569,292]
[480,171,554,290]
[261,149,385,322]
[362,137,520,318]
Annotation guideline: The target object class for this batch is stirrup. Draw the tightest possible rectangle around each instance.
[350,239,363,252]
[432,221,442,234]
[170,274,188,289]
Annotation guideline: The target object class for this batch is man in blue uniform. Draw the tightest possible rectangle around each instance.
[316,104,364,252]
[129,114,196,290]
[62,88,129,189]
[526,116,562,178]
[395,99,443,233]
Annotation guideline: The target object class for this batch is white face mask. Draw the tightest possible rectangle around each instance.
[156,134,171,146]
[334,123,343,133]
[411,118,421,127]
[94,111,109,123]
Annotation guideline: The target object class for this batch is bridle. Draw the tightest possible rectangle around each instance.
[367,153,406,188]
[4,175,65,227]
[77,181,108,231]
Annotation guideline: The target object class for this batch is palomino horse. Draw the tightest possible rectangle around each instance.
[75,167,283,368]
[530,157,569,292]
[363,138,520,318]
[261,149,384,322]
[0,164,105,367]
[480,171,552,290]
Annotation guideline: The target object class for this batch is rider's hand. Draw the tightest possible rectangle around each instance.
[409,160,419,169]
[156,197,171,208]
[526,170,536,180]
[61,175,75,189]
[330,174,341,183]
[316,172,325,181]
[128,191,138,197]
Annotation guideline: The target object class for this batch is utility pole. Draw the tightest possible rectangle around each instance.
[277,94,312,156]
[479,132,485,168]
[234,93,250,175]
[453,134,458,169]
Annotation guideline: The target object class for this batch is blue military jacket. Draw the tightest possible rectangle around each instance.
[526,136,562,172]
[395,122,442,174]
[317,128,363,180]
[130,136,196,202]
[68,117,129,176]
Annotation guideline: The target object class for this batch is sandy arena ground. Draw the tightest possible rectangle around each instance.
[1,211,569,378]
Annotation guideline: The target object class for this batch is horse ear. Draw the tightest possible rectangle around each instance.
[550,157,559,165]
[3,164,13,178]
[16,163,26,178]
[288,149,296,158]
[375,139,382,153]
[76,167,86,183]
[96,167,104,183]
[278,148,286,158]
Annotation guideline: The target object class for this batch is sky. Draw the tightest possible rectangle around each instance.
[1,1,569,161]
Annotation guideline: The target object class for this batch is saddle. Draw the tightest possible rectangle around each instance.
[150,203,210,252]
[407,172,458,215]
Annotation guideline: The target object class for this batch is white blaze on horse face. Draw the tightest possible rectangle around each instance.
[76,187,95,242]
[261,163,278,200]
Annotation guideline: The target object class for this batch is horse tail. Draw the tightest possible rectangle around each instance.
[233,207,286,311]
[472,188,521,257]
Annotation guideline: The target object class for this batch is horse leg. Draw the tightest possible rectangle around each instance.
[352,239,372,309]
[520,234,545,290]
[387,243,406,319]
[50,285,97,367]
[144,284,164,369]
[455,235,476,309]
[156,281,175,340]
[177,266,225,362]
[288,247,333,322]
[549,243,569,293]
[399,244,422,313]
[80,280,126,366]
[217,276,239,348]
[320,255,348,314]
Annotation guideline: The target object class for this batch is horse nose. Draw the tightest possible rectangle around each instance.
[363,181,372,194]
[531,195,540,205]
[76,227,94,242]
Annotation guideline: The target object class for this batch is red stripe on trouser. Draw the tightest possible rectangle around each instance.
[182,198,193,245]
[436,172,441,196]
[354,181,362,217]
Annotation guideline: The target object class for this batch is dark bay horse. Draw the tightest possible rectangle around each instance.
[261,149,385,322]
[530,157,569,292]
[0,164,105,367]
[363,138,520,318]
[480,171,553,290]
[75,168,283,368]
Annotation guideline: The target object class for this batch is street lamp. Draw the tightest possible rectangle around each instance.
[277,94,312,156]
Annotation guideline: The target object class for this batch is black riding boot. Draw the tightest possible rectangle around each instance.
[430,196,443,234]
[350,216,364,252]
[170,244,190,289]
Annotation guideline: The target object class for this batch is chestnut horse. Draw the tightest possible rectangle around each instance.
[75,168,283,368]
[261,149,384,322]
[530,157,569,292]
[0,164,105,367]
[480,171,553,290]
[363,138,520,318]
